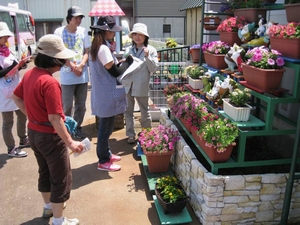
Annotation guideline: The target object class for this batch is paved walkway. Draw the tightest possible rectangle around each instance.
[0,62,201,225]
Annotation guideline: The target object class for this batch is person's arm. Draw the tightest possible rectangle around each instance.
[48,114,83,153]
[12,93,27,116]
[0,61,18,78]
[105,55,133,77]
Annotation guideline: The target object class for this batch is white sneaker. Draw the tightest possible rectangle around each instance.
[52,217,79,225]
[8,146,28,158]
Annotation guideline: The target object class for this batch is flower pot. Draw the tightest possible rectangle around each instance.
[149,109,161,122]
[284,3,300,22]
[233,8,267,24]
[188,76,203,90]
[270,36,300,59]
[190,48,201,63]
[180,117,191,133]
[203,16,221,31]
[155,184,187,214]
[223,98,252,121]
[219,32,242,46]
[143,150,173,173]
[191,127,233,163]
[204,52,227,70]
[242,63,285,92]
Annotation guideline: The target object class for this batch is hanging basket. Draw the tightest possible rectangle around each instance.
[203,16,221,30]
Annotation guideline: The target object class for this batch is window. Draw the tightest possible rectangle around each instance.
[163,24,171,33]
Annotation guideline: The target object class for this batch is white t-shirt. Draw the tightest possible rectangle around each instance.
[0,54,20,112]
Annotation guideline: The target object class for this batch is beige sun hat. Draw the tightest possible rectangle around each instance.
[0,22,13,38]
[129,23,149,38]
[37,34,77,59]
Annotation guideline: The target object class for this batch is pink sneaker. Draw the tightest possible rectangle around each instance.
[97,161,121,172]
[110,154,121,162]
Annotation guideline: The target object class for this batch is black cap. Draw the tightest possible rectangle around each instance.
[90,16,122,32]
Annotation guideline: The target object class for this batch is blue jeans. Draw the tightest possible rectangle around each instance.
[96,116,115,164]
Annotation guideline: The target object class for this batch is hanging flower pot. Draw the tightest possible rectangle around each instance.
[203,16,221,31]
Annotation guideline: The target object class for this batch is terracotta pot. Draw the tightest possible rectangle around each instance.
[284,3,300,22]
[233,8,267,23]
[155,184,187,214]
[190,48,200,63]
[242,63,285,92]
[219,32,242,46]
[204,52,227,70]
[143,150,173,173]
[180,117,191,133]
[203,16,221,31]
[191,127,233,163]
[270,36,300,59]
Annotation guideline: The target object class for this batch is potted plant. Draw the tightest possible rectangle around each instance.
[216,16,247,45]
[165,37,177,48]
[242,46,285,91]
[196,117,239,162]
[202,41,230,69]
[155,175,188,214]
[189,44,201,63]
[138,125,180,173]
[268,22,300,59]
[185,64,206,89]
[229,0,266,23]
[163,83,183,97]
[223,88,253,121]
[284,0,300,22]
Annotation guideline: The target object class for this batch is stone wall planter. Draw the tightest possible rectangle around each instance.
[223,98,252,122]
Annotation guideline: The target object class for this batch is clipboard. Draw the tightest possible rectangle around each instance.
[6,56,31,77]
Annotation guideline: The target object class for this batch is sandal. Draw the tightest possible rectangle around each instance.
[127,136,136,144]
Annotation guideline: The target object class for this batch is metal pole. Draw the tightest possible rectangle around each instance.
[281,107,300,224]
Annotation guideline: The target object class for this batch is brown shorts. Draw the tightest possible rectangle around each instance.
[28,128,72,203]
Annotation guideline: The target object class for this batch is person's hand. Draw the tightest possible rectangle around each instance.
[69,140,84,153]
[143,47,149,57]
[70,62,83,76]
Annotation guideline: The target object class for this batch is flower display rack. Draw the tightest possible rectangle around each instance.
[177,61,300,174]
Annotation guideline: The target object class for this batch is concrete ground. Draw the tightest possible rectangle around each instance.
[0,61,201,225]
